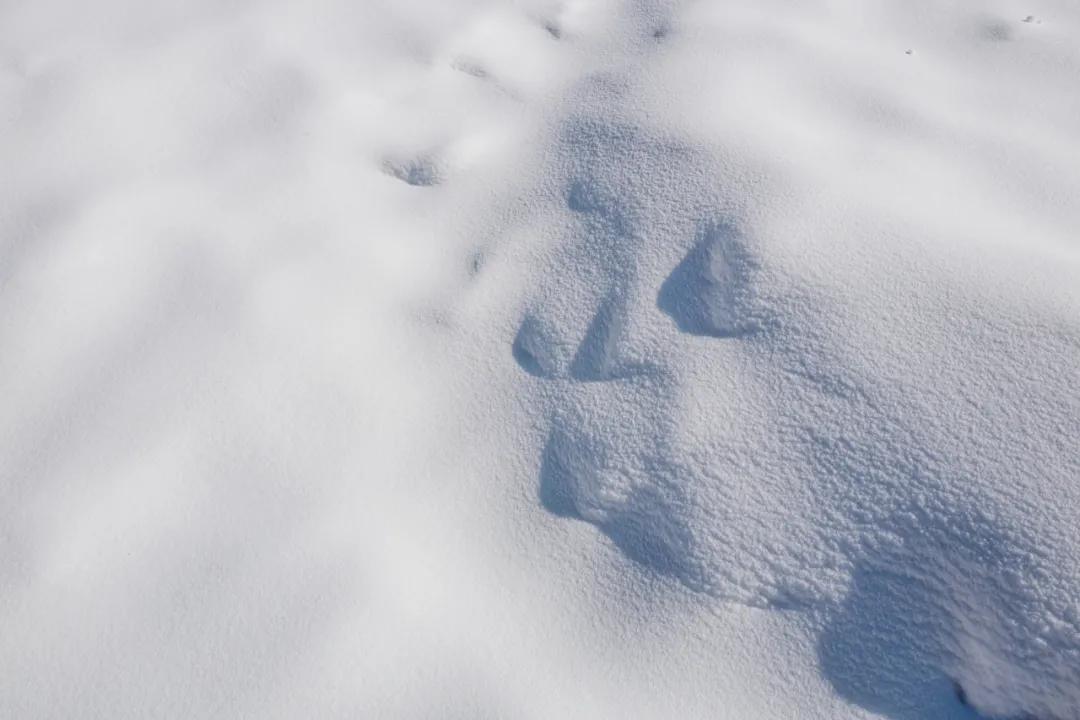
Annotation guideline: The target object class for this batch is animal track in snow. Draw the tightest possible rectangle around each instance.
[513,313,573,378]
[513,113,1080,720]
[382,155,444,186]
[658,223,763,339]
[539,419,704,589]
[451,57,489,79]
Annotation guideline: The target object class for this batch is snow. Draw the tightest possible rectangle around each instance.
[2,1,1079,718]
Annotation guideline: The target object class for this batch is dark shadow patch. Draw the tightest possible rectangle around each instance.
[512,330,547,377]
[808,427,1054,720]
[817,563,988,720]
[567,292,656,382]
[602,500,694,578]
[451,58,488,79]
[537,438,578,518]
[566,179,603,214]
[382,156,443,187]
[538,432,699,585]
[568,294,622,381]
[658,222,761,338]
[468,248,485,277]
[512,315,568,378]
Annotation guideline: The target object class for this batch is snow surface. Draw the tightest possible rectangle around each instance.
[2,1,1080,718]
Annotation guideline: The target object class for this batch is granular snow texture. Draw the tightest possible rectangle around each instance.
[2,1,1079,719]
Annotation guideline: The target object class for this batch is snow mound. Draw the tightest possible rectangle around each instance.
[509,3,1080,718]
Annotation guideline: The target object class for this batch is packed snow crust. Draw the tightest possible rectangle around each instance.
[2,1,1080,719]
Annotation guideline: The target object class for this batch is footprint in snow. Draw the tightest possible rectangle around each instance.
[382,155,443,187]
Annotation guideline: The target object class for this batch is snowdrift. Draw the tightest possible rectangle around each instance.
[2,0,1079,718]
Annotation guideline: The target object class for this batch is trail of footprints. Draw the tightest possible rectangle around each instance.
[377,2,1076,716]
[378,2,681,191]
[501,6,1074,720]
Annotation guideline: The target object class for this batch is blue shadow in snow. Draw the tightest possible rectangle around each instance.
[537,434,699,588]
[657,222,761,339]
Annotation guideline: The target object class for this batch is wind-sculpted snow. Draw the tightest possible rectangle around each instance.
[4,0,1080,718]
[517,87,1080,719]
